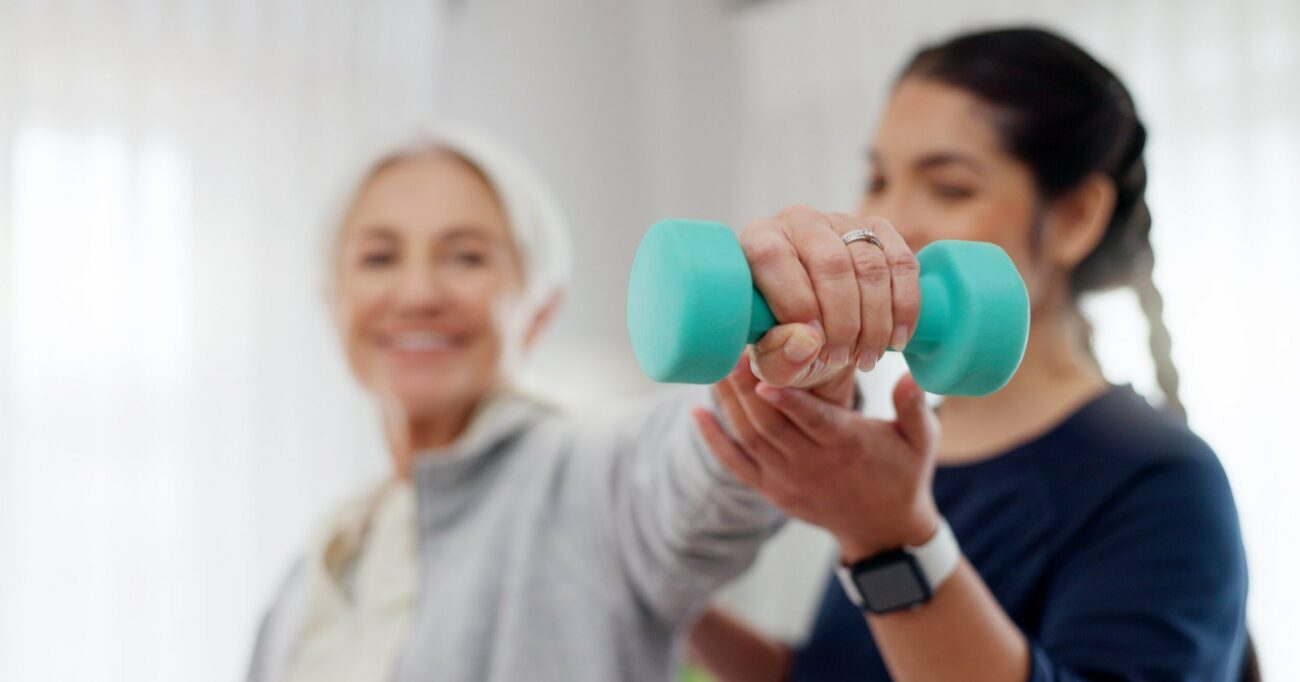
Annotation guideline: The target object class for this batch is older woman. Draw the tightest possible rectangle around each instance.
[245,126,919,682]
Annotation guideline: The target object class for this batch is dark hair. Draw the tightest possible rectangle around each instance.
[900,27,1184,419]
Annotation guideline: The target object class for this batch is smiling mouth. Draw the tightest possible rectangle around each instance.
[381,331,466,355]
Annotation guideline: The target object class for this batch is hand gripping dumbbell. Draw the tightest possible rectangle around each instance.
[627,219,1030,396]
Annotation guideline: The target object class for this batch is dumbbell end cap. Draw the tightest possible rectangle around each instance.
[628,220,754,384]
[904,240,1029,396]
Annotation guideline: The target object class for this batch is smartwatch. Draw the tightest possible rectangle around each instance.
[835,517,960,614]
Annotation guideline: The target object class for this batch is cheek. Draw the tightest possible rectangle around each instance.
[943,195,1020,239]
[947,193,1039,259]
[970,203,1045,300]
[336,280,390,364]
[460,274,526,352]
[920,197,1045,298]
[340,279,382,327]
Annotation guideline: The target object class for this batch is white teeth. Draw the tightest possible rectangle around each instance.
[390,332,455,351]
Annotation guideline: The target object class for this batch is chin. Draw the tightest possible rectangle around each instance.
[389,378,487,418]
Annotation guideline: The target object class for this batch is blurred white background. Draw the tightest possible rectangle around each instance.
[2,0,1298,680]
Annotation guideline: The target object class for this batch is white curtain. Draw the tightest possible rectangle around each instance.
[0,2,438,680]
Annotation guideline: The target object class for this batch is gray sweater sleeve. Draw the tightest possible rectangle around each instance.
[585,388,785,625]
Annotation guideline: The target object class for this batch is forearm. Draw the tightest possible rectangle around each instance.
[597,388,784,622]
[689,608,791,682]
[867,558,1029,682]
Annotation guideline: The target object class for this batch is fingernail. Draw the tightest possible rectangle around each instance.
[890,324,910,352]
[857,351,878,372]
[783,330,821,363]
[828,345,851,369]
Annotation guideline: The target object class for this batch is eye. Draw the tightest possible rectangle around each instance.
[930,183,974,201]
[450,249,489,267]
[866,174,887,196]
[360,250,397,267]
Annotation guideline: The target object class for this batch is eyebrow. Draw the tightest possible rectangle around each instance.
[439,224,498,243]
[351,223,498,243]
[867,149,985,174]
[354,225,399,242]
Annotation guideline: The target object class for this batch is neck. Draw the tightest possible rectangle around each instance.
[935,304,1108,463]
[382,398,480,479]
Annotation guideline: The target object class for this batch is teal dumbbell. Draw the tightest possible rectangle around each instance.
[627,219,1030,396]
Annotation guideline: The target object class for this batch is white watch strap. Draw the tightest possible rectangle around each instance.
[836,517,961,609]
[835,564,866,608]
[908,517,960,589]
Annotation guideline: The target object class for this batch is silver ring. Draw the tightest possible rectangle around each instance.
[841,228,883,250]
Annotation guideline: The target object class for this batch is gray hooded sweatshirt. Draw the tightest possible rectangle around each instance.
[246,388,785,681]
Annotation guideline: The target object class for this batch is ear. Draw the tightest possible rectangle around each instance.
[524,290,565,350]
[1041,174,1116,270]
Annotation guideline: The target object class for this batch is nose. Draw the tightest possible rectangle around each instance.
[393,260,449,316]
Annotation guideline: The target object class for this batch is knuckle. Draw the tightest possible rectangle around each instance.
[827,212,859,233]
[853,250,892,285]
[735,428,766,454]
[887,250,920,276]
[828,427,856,448]
[810,411,836,435]
[742,233,788,269]
[757,418,792,444]
[740,218,782,239]
[811,249,856,281]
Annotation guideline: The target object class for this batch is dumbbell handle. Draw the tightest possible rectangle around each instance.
[743,253,951,358]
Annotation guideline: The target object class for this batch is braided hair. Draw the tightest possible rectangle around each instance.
[900,27,1185,419]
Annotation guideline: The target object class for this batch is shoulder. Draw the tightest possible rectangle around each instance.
[1031,393,1248,673]
[1011,387,1245,587]
[1039,387,1231,517]
[1035,388,1243,571]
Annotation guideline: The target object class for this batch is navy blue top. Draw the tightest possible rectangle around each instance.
[791,386,1249,681]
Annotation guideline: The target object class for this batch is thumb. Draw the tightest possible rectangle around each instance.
[892,373,938,453]
[750,321,824,387]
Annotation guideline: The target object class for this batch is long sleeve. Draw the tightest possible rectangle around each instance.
[1025,450,1248,681]
[582,387,786,626]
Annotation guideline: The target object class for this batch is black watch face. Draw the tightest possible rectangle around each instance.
[853,551,932,614]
